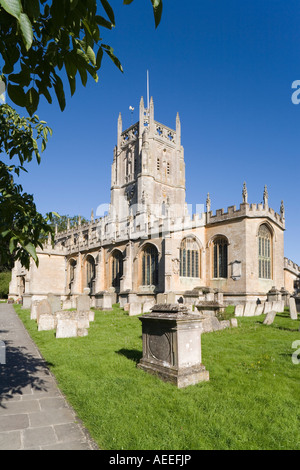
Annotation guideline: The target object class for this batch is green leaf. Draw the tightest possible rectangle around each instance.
[26,87,39,116]
[53,75,66,111]
[102,45,123,73]
[0,0,22,19]
[18,12,33,50]
[7,83,26,107]
[86,46,96,66]
[24,242,38,262]
[100,0,115,26]
[150,0,163,28]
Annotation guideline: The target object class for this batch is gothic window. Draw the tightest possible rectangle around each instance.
[213,237,228,278]
[180,238,200,278]
[111,250,123,290]
[258,224,272,279]
[85,255,96,293]
[142,244,159,286]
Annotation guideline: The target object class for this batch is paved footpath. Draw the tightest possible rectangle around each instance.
[0,303,99,450]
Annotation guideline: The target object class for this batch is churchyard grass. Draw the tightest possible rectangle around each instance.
[14,304,300,450]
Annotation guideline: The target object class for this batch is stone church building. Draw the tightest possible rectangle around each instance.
[9,97,300,310]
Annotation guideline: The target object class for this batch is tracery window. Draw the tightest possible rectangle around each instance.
[258,224,272,279]
[213,237,228,278]
[142,244,159,286]
[86,255,96,293]
[112,250,123,290]
[180,238,200,278]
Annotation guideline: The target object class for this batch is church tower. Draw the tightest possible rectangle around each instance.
[110,97,186,222]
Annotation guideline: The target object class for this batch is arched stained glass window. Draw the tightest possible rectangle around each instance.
[69,259,76,289]
[142,244,158,286]
[112,251,123,290]
[258,224,272,279]
[213,237,228,278]
[86,255,96,292]
[180,238,200,278]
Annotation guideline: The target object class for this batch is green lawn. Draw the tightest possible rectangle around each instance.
[14,304,300,450]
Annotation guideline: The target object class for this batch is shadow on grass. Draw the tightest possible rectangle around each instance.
[116,348,142,364]
[0,340,54,408]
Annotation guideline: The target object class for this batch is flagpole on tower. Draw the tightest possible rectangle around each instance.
[147,70,150,111]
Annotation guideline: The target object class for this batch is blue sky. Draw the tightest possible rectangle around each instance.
[9,0,300,264]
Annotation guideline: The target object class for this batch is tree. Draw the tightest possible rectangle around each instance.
[0,0,163,269]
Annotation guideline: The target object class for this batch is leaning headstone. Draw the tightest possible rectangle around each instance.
[263,310,276,325]
[263,302,273,314]
[230,318,238,328]
[200,316,222,333]
[244,302,256,317]
[235,305,244,317]
[36,299,51,324]
[56,319,78,338]
[38,314,56,331]
[254,304,264,316]
[76,294,90,312]
[289,297,298,320]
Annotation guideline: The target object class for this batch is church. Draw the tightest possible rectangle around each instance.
[9,96,300,310]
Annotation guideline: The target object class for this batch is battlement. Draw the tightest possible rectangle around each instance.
[284,257,300,275]
[207,202,285,228]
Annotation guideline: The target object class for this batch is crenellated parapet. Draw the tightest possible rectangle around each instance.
[284,257,300,276]
[206,183,285,229]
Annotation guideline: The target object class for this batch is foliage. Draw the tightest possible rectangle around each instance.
[0,271,11,298]
[0,0,163,269]
[0,104,54,268]
[0,0,163,115]
[15,304,300,450]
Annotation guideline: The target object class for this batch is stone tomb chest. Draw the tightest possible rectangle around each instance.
[137,304,209,388]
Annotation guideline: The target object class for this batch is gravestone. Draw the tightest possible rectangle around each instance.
[47,294,61,314]
[230,318,238,328]
[38,314,56,331]
[272,300,284,313]
[200,316,222,333]
[102,293,112,311]
[30,300,39,320]
[235,305,244,317]
[129,302,142,316]
[56,319,78,338]
[138,304,209,388]
[263,302,273,314]
[143,301,155,313]
[254,304,264,316]
[76,294,90,312]
[244,302,256,317]
[36,299,51,324]
[263,310,276,325]
[289,297,298,320]
[75,312,90,329]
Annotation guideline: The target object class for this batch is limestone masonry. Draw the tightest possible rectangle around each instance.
[9,97,300,309]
